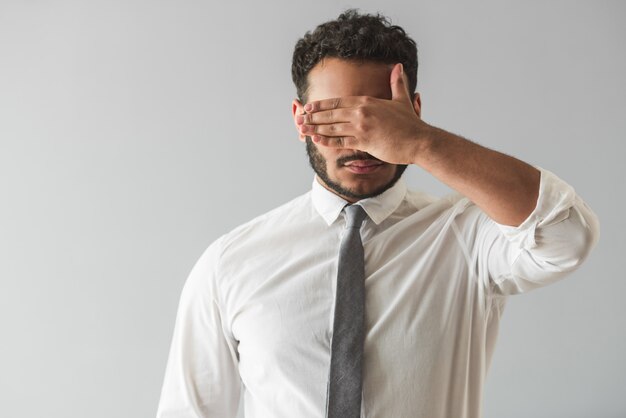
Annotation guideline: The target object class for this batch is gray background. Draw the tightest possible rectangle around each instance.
[1,1,623,417]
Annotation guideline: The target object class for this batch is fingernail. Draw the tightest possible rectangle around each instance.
[304,103,312,112]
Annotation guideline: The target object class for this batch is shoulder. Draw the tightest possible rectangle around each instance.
[399,186,491,235]
[403,186,474,217]
[215,190,313,254]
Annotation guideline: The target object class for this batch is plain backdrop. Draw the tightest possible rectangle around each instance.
[1,1,624,417]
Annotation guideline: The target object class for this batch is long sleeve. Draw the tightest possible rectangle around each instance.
[471,166,600,295]
[156,235,242,417]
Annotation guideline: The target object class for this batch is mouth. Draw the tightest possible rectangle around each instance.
[343,159,385,174]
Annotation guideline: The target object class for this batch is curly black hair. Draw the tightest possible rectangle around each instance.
[291,8,418,105]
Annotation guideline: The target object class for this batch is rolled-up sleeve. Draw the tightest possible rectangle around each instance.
[156,235,242,417]
[473,166,600,295]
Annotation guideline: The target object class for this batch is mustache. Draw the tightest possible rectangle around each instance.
[336,152,382,166]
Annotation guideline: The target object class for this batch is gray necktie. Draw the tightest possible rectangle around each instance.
[325,203,368,418]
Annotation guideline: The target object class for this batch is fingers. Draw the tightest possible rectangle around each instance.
[311,135,357,149]
[296,107,351,125]
[390,63,412,104]
[297,107,356,136]
[299,95,371,149]
[304,95,365,113]
[299,121,355,138]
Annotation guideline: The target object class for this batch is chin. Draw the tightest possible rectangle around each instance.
[317,162,405,201]
[341,164,393,180]
[340,178,381,190]
[340,171,393,190]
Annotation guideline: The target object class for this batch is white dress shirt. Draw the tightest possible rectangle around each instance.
[156,166,599,418]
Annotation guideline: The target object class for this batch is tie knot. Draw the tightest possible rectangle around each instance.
[343,204,367,229]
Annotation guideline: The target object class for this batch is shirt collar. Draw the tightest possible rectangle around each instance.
[311,174,407,226]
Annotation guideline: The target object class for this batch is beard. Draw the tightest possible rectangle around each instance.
[305,137,408,200]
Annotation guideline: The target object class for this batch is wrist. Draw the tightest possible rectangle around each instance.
[410,122,436,166]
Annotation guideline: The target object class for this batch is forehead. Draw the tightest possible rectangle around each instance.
[306,57,393,101]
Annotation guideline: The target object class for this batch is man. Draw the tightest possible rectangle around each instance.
[156,9,600,418]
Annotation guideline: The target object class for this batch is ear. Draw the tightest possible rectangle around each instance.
[412,92,422,118]
[292,98,306,143]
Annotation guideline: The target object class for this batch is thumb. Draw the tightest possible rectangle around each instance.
[390,63,410,103]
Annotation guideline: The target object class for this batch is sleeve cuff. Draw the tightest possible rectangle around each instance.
[494,166,577,250]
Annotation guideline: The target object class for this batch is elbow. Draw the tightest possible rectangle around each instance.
[556,203,601,272]
[577,205,600,265]
[529,201,600,275]
[569,227,598,271]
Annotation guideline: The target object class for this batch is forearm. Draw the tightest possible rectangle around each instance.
[413,124,541,226]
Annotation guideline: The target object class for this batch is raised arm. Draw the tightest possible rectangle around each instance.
[298,62,599,293]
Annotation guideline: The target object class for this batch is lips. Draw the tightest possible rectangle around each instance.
[344,159,384,167]
[343,159,385,174]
